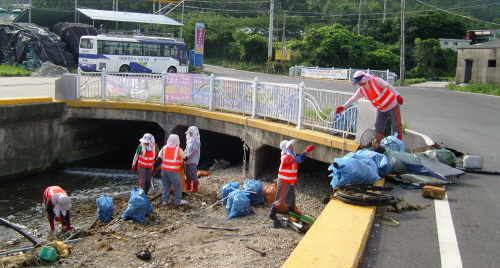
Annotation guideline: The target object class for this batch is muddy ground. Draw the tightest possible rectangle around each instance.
[1,160,333,268]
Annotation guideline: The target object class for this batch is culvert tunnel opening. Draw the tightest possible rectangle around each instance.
[65,120,246,172]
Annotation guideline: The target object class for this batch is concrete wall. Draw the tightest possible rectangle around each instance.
[456,47,500,84]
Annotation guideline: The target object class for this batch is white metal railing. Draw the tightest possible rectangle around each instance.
[77,68,358,137]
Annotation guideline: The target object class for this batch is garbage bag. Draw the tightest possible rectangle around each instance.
[221,181,240,206]
[380,134,405,152]
[328,157,381,188]
[403,162,448,181]
[243,179,265,206]
[120,188,152,223]
[424,149,456,167]
[96,196,113,223]
[225,190,252,219]
[384,150,420,175]
[356,149,392,177]
[343,152,379,177]
[330,104,357,136]
[394,174,449,187]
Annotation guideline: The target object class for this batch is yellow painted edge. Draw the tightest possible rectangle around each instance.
[64,100,359,151]
[282,178,385,268]
[0,97,53,106]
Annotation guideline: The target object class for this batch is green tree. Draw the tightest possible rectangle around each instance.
[410,38,457,78]
[230,30,268,63]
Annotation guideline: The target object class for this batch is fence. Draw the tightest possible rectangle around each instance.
[77,68,358,137]
[290,66,398,85]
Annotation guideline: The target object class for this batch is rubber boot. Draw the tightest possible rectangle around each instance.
[48,219,55,232]
[269,206,278,221]
[188,182,199,193]
[186,180,192,191]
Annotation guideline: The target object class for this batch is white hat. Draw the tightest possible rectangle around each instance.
[54,194,71,217]
[139,133,155,144]
[280,139,296,155]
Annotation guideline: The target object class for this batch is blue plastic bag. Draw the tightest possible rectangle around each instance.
[342,152,379,176]
[356,149,392,177]
[328,157,381,188]
[243,179,265,206]
[96,196,113,223]
[330,104,357,136]
[380,134,405,152]
[221,181,240,206]
[225,190,252,219]
[120,188,152,223]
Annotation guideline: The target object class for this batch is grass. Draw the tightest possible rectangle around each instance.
[446,82,500,96]
[0,64,32,76]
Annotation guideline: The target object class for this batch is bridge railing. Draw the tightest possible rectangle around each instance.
[77,68,358,137]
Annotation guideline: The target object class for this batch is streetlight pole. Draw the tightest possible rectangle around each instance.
[357,0,362,35]
[399,0,406,86]
[267,0,274,63]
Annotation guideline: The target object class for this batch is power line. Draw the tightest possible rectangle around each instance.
[414,0,500,26]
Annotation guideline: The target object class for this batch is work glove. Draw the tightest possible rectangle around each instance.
[54,216,61,222]
[396,95,404,105]
[152,168,157,175]
[304,145,315,153]
[335,106,344,114]
[132,165,136,173]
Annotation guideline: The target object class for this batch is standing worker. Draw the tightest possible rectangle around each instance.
[131,133,159,195]
[43,186,73,233]
[156,134,188,205]
[184,126,201,193]
[335,71,404,142]
[269,140,315,227]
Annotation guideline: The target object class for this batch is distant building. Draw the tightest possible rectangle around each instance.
[466,30,500,44]
[455,39,500,85]
[439,38,471,51]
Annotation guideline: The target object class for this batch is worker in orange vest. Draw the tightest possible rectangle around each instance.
[156,134,188,205]
[43,186,74,233]
[132,133,160,195]
[336,71,404,143]
[269,140,315,227]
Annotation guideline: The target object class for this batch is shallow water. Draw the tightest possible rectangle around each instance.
[0,160,164,252]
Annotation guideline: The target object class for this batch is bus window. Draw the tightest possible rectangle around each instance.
[167,45,178,58]
[80,38,94,49]
[130,43,142,55]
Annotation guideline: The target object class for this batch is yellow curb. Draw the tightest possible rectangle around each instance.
[0,97,53,106]
[282,178,385,268]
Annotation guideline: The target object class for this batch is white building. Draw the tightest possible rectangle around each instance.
[439,38,472,51]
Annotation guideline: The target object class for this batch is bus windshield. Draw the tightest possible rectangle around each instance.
[78,35,189,74]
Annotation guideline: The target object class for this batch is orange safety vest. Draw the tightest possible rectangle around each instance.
[137,143,156,168]
[43,186,67,204]
[359,77,397,111]
[161,146,182,171]
[278,156,298,184]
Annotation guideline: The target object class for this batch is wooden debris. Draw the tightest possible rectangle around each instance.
[246,244,266,256]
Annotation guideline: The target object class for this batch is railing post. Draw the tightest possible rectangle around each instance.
[101,69,106,101]
[251,77,258,118]
[161,70,166,105]
[387,69,390,82]
[209,73,214,111]
[76,67,81,100]
[296,82,305,129]
[348,68,352,80]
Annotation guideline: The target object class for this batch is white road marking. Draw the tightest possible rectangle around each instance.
[435,194,463,268]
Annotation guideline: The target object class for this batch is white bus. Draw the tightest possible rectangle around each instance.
[78,35,189,73]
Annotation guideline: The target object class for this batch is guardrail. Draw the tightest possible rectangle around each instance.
[77,68,358,137]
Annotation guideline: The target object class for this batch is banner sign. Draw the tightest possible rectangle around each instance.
[195,22,205,55]
[301,69,348,80]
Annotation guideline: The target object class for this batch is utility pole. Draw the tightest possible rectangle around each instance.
[282,11,286,48]
[399,0,406,86]
[267,0,274,63]
[357,0,362,35]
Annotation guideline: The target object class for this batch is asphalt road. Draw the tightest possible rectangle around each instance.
[2,68,499,267]
[201,65,500,268]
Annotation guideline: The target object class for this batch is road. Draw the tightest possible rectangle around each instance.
[201,65,500,268]
[2,68,499,267]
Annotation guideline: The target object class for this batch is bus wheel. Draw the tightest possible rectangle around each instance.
[119,65,130,73]
[167,67,177,73]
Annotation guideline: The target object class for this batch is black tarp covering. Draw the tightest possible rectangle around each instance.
[0,22,74,70]
[50,22,97,64]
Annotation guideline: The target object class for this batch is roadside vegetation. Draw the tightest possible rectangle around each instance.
[0,64,32,76]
